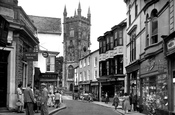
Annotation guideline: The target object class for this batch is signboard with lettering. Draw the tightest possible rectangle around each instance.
[0,15,9,46]
[24,52,38,61]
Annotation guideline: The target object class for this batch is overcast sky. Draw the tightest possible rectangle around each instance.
[18,0,127,55]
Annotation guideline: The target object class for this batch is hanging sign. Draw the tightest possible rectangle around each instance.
[42,51,49,58]
[24,52,38,61]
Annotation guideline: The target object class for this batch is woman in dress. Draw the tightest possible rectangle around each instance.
[47,92,53,107]
[16,83,24,113]
[123,93,130,114]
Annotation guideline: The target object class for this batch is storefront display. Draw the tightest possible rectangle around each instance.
[141,74,168,113]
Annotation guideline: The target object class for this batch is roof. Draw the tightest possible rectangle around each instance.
[28,15,61,34]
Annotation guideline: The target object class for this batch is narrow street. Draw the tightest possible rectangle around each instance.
[54,99,121,115]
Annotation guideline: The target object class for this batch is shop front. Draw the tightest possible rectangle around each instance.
[90,81,99,101]
[98,76,124,102]
[161,31,175,114]
[140,52,168,114]
[125,60,140,95]
[39,73,58,93]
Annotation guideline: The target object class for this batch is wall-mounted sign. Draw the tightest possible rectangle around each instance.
[42,51,49,58]
[0,15,9,47]
[24,52,38,61]
[167,39,175,50]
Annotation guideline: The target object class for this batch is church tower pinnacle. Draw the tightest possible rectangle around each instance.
[77,2,81,16]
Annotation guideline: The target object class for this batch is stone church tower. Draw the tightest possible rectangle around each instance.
[62,3,91,91]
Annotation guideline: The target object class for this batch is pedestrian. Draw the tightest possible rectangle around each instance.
[34,87,41,113]
[40,83,49,115]
[16,83,24,113]
[47,92,54,107]
[23,84,35,115]
[133,94,137,111]
[113,93,119,110]
[105,92,109,104]
[129,93,133,112]
[54,91,60,108]
[123,93,130,114]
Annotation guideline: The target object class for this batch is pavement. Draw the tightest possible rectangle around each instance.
[0,103,66,115]
[92,101,146,115]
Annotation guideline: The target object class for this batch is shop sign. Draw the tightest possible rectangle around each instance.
[167,38,175,50]
[0,15,9,47]
[24,52,38,61]
[41,74,57,79]
[91,82,98,86]
[42,51,49,58]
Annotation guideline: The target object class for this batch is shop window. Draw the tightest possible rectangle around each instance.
[141,74,168,111]
[106,60,109,75]
[22,62,28,87]
[99,62,102,76]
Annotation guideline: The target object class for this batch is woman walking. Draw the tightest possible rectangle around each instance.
[16,83,24,113]
[123,93,130,114]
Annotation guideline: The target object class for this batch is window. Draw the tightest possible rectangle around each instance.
[46,56,55,72]
[99,41,102,54]
[114,55,123,74]
[70,28,74,37]
[145,14,149,47]
[141,74,168,110]
[84,71,87,81]
[106,36,110,51]
[68,65,74,79]
[22,62,28,87]
[103,40,106,53]
[106,60,109,75]
[118,31,123,46]
[114,31,118,47]
[94,57,98,67]
[94,70,97,79]
[99,62,102,76]
[130,31,136,62]
[151,9,158,44]
[135,0,138,17]
[84,58,86,66]
[80,72,82,81]
[88,57,90,65]
[129,10,131,25]
[87,70,90,80]
[110,36,114,49]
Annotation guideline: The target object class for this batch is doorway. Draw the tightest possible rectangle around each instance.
[0,50,9,107]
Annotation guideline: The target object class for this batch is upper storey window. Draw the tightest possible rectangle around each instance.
[102,40,106,53]
[145,14,149,47]
[151,9,158,44]
[70,28,74,37]
[99,41,102,54]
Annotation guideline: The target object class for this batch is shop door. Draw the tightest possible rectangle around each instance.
[0,51,8,107]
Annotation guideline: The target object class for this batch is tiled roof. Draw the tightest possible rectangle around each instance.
[28,15,61,34]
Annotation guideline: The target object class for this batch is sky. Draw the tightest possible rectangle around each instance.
[18,0,127,56]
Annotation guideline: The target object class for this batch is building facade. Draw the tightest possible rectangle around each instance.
[97,20,126,101]
[0,0,39,109]
[77,49,99,100]
[29,15,61,91]
[62,3,91,91]
[124,0,172,114]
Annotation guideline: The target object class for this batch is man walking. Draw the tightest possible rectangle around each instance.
[40,83,49,115]
[23,84,35,115]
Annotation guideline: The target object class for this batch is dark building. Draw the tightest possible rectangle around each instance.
[62,3,91,91]
[0,0,39,109]
[97,19,126,101]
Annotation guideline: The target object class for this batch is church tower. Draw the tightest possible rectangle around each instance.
[62,3,91,90]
